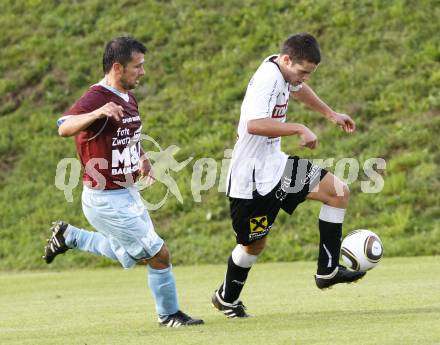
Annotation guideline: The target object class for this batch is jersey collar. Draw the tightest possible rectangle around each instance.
[97,79,130,102]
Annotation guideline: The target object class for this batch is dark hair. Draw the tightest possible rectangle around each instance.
[102,36,147,74]
[281,33,321,64]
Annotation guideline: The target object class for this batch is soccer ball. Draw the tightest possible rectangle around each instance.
[341,229,383,271]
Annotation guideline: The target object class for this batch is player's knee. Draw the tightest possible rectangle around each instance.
[339,183,350,203]
[232,245,259,268]
[156,244,171,263]
[243,238,266,256]
[328,180,350,208]
[148,244,171,269]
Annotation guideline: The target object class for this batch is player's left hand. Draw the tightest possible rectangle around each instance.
[139,156,156,184]
[329,112,356,133]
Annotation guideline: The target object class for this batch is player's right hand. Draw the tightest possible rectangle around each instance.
[94,102,124,121]
[299,125,318,149]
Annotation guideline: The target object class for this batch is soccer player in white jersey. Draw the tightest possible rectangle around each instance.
[212,33,366,318]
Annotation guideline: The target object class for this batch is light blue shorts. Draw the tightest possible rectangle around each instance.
[82,186,164,268]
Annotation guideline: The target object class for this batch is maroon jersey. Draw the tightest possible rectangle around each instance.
[63,85,142,190]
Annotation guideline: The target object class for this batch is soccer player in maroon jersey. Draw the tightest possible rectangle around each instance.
[43,37,203,327]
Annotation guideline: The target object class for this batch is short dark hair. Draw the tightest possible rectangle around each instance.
[281,33,321,64]
[102,36,147,74]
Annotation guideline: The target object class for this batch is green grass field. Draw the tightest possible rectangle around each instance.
[1,257,439,345]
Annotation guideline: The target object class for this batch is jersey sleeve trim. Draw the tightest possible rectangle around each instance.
[57,115,73,127]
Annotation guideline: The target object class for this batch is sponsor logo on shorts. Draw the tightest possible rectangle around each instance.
[301,165,321,185]
[249,216,271,241]
[275,176,291,201]
[275,187,288,201]
[250,216,268,233]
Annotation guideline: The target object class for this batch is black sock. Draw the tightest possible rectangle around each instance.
[317,219,342,275]
[219,255,251,303]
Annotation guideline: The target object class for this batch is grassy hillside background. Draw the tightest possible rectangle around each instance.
[0,0,439,270]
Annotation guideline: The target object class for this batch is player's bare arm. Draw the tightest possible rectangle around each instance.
[291,83,356,133]
[247,118,317,149]
[58,102,124,137]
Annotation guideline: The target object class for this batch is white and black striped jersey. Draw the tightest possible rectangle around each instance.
[226,55,302,199]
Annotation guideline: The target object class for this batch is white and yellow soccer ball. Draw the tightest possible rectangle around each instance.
[341,229,383,271]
